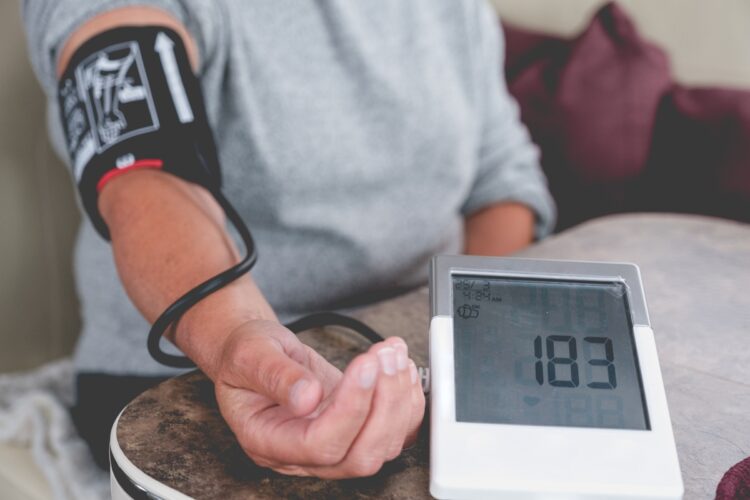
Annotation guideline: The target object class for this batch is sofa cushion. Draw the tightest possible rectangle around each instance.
[503,2,750,230]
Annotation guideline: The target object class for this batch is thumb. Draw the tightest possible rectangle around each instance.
[234,335,323,416]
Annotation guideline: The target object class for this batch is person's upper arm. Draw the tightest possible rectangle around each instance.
[22,0,225,226]
[460,1,556,239]
[55,6,199,78]
[22,0,222,177]
[22,0,221,94]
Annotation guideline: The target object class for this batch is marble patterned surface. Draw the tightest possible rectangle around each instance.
[117,214,750,499]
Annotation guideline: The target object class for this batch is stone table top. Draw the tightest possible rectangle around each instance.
[117,214,750,499]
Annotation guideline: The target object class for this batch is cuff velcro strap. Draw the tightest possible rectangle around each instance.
[57,26,221,239]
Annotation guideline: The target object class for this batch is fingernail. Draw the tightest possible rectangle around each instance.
[358,361,378,389]
[377,347,397,375]
[394,343,408,371]
[409,361,418,385]
[290,379,309,408]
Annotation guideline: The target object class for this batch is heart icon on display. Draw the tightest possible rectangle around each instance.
[523,396,541,407]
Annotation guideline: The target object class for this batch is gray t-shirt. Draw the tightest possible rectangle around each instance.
[23,0,556,376]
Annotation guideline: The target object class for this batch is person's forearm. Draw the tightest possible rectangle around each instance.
[55,7,267,380]
[52,7,426,477]
[464,202,535,256]
[99,171,276,380]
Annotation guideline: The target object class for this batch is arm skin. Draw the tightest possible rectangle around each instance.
[464,201,536,256]
[58,6,424,478]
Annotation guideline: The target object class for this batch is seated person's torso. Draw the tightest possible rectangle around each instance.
[65,0,534,375]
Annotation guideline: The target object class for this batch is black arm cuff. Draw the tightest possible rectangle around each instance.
[57,26,221,239]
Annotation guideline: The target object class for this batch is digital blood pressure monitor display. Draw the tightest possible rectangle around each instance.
[428,256,683,500]
[452,276,649,430]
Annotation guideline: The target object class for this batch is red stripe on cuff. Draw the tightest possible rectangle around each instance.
[96,159,164,193]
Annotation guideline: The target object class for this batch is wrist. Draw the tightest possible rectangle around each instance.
[172,278,277,380]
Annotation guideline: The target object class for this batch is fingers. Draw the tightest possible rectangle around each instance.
[231,350,381,468]
[313,337,415,478]
[219,326,424,479]
[223,342,380,467]
[403,359,426,448]
[381,338,414,459]
[224,330,322,416]
[297,353,380,463]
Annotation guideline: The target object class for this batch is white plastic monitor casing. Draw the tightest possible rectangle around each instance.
[428,255,683,500]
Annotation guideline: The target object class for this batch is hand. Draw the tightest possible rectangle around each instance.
[213,319,425,478]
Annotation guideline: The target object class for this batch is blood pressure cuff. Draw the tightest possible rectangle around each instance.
[57,26,221,239]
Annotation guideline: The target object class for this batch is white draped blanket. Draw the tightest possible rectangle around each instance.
[0,359,108,500]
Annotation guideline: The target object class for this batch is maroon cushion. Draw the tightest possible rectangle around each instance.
[502,2,750,230]
[638,86,750,220]
[716,456,750,500]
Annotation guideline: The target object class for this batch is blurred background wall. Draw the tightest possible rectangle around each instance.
[0,0,748,373]
[491,0,750,88]
[0,1,80,372]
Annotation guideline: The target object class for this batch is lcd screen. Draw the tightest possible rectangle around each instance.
[453,276,649,430]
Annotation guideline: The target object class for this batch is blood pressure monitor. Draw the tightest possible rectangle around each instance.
[428,256,683,499]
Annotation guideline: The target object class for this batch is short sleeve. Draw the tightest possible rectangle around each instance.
[461,1,556,238]
[22,0,222,95]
